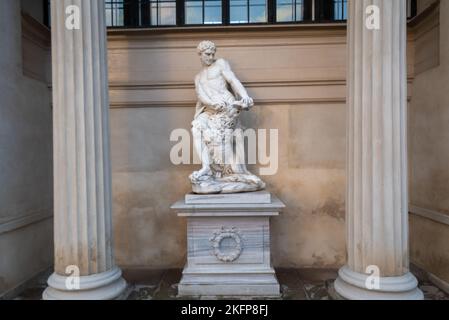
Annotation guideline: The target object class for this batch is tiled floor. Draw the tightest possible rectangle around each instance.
[8,267,449,300]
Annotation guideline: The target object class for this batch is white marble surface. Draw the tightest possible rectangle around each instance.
[189,41,265,194]
[174,192,284,297]
[335,0,423,300]
[172,195,285,217]
[185,191,271,204]
[44,0,126,300]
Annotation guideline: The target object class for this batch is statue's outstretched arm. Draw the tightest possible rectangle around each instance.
[220,59,251,102]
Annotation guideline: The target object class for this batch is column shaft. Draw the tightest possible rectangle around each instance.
[44,0,126,300]
[335,0,423,300]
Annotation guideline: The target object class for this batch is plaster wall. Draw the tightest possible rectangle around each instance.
[107,25,414,269]
[409,0,449,285]
[0,1,53,296]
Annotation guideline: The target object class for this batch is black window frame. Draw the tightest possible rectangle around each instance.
[43,0,51,27]
[43,0,418,29]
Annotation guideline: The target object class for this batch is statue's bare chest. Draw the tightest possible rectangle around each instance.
[199,66,225,88]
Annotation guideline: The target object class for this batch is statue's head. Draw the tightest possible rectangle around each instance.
[197,40,216,66]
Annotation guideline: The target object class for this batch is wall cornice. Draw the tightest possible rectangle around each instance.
[410,205,449,227]
[21,12,51,49]
[0,209,53,235]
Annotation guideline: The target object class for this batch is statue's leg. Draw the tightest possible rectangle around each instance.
[192,125,212,178]
[230,125,250,175]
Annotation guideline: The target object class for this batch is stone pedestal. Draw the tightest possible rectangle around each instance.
[171,191,284,297]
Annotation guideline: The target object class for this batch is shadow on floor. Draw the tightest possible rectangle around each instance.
[9,267,448,300]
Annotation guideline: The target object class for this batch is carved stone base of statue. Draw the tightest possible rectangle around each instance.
[191,173,266,194]
[171,191,284,297]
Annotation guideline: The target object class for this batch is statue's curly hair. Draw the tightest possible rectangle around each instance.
[197,40,216,55]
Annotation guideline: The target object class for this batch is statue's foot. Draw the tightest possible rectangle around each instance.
[190,167,213,182]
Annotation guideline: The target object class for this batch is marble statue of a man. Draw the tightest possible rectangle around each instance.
[190,40,265,194]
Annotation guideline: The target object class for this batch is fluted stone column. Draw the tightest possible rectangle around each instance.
[43,0,126,300]
[334,0,423,300]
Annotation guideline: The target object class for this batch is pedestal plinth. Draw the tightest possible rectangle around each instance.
[171,191,284,297]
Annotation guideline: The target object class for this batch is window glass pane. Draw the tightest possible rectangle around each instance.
[204,1,222,24]
[343,1,347,19]
[333,0,347,20]
[276,0,305,22]
[186,0,222,25]
[151,2,158,24]
[105,0,125,27]
[106,9,113,26]
[231,0,267,24]
[277,0,294,22]
[149,0,176,26]
[230,0,248,23]
[295,1,304,21]
[185,1,203,24]
[158,0,176,25]
[249,0,267,22]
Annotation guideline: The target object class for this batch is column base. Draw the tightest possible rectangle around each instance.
[334,265,424,300]
[43,267,127,300]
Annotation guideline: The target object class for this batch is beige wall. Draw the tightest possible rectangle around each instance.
[0,1,53,297]
[107,25,414,269]
[409,0,449,285]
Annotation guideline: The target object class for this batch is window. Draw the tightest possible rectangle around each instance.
[44,0,418,28]
[105,0,176,26]
[315,0,345,22]
[276,0,305,22]
[333,0,347,21]
[230,0,267,24]
[149,0,177,25]
[185,0,222,25]
[105,0,125,26]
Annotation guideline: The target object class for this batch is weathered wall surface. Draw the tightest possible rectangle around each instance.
[0,2,53,296]
[107,25,414,269]
[409,0,449,286]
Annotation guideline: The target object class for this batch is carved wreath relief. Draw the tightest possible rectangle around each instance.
[209,227,243,262]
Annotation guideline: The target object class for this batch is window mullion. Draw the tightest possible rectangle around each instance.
[176,0,184,26]
[202,0,205,24]
[312,0,316,21]
[294,0,297,21]
[223,0,230,25]
[141,0,150,26]
[268,0,275,24]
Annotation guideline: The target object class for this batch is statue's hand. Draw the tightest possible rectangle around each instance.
[241,96,254,110]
